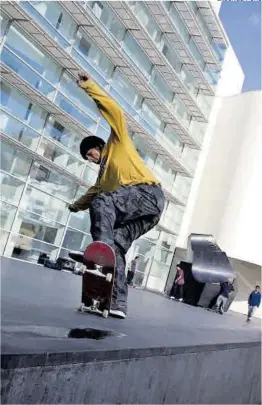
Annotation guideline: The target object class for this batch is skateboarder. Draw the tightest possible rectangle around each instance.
[247,285,261,322]
[68,73,165,319]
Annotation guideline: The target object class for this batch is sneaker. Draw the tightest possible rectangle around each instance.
[178,298,183,302]
[109,309,126,319]
[170,296,175,300]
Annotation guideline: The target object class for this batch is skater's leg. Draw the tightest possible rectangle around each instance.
[215,295,223,312]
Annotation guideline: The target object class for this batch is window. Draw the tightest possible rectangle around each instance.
[129,2,161,44]
[0,11,9,39]
[188,38,205,69]
[89,1,126,42]
[164,127,183,155]
[5,25,62,84]
[20,185,69,225]
[0,82,47,131]
[112,69,142,110]
[30,1,77,42]
[180,66,198,97]
[37,138,85,177]
[123,32,153,78]
[172,174,192,203]
[68,211,91,233]
[43,118,83,157]
[0,141,33,181]
[160,202,184,234]
[169,4,190,43]
[181,145,200,173]
[62,228,92,251]
[74,30,114,79]
[132,136,157,170]
[173,95,191,128]
[162,38,182,75]
[0,201,17,231]
[151,68,173,103]
[212,41,227,63]
[0,172,25,205]
[29,162,78,201]
[0,111,40,151]
[141,101,162,130]
[82,165,98,184]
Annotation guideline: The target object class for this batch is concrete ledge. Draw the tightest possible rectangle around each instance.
[1,342,261,404]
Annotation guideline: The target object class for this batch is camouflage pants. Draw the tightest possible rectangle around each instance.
[89,184,165,311]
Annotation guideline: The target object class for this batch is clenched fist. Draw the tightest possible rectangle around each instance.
[76,72,90,87]
[68,204,79,213]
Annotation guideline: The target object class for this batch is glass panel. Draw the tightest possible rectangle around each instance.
[55,93,97,132]
[132,136,157,170]
[0,140,33,181]
[188,38,205,69]
[112,69,142,110]
[68,210,91,233]
[141,100,162,130]
[169,5,190,43]
[163,127,183,155]
[0,230,9,255]
[195,9,213,45]
[123,32,152,78]
[29,162,78,201]
[154,156,176,190]
[172,174,192,204]
[181,145,200,173]
[74,29,114,79]
[0,201,17,231]
[196,93,213,119]
[20,185,69,225]
[0,82,47,131]
[20,1,70,49]
[133,238,156,258]
[31,1,77,42]
[1,47,56,99]
[160,202,184,234]
[180,66,198,98]
[5,25,62,84]
[0,172,25,205]
[0,11,9,39]
[162,38,182,75]
[82,164,98,184]
[212,41,227,63]
[154,247,173,265]
[151,68,173,103]
[129,2,161,45]
[12,210,65,246]
[89,1,125,42]
[7,233,59,263]
[37,138,85,177]
[158,231,177,251]
[173,95,191,128]
[62,228,92,251]
[146,260,170,292]
[43,117,83,157]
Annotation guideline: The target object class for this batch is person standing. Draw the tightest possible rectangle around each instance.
[169,265,185,302]
[127,256,140,286]
[215,279,234,314]
[68,73,165,319]
[247,285,261,322]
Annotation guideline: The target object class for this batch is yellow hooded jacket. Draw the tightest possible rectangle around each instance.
[72,79,159,211]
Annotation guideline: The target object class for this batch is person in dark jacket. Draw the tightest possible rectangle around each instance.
[247,286,261,322]
[215,279,234,314]
[127,256,139,286]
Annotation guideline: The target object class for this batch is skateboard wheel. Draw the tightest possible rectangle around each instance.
[102,309,109,318]
[106,273,112,283]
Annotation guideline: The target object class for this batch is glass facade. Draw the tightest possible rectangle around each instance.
[0,1,226,292]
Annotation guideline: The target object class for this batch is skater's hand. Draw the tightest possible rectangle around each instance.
[68,203,79,213]
[77,72,91,87]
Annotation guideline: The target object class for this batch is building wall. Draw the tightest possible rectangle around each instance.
[177,91,262,267]
[177,45,245,250]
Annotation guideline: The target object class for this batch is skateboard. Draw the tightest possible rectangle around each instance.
[76,241,115,319]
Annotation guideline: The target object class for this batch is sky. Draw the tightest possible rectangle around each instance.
[219,1,262,92]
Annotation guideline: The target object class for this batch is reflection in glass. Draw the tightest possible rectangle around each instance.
[0,140,33,181]
[38,138,85,177]
[68,210,91,234]
[62,228,92,251]
[20,185,70,225]
[12,210,65,246]
[0,201,17,231]
[8,233,58,263]
[29,162,78,201]
[0,172,25,205]
[123,32,152,78]
[0,230,9,255]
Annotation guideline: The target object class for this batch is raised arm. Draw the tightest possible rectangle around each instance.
[77,73,128,142]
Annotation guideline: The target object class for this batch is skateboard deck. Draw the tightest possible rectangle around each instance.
[78,241,115,318]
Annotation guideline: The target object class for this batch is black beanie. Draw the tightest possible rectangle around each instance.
[80,136,105,160]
